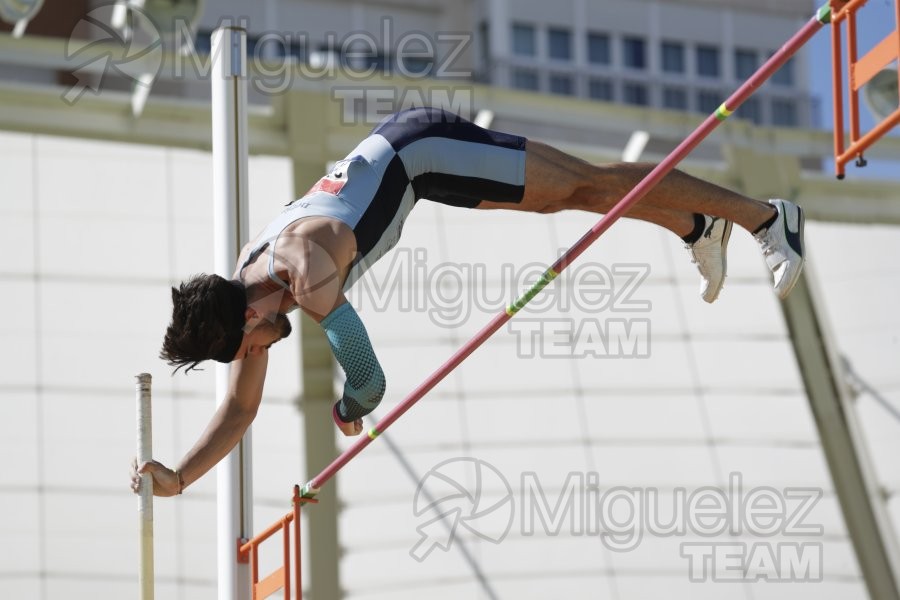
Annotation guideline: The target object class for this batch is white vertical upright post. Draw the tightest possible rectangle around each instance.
[211,24,252,600]
[135,373,154,600]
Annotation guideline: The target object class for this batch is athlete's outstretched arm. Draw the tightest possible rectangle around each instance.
[316,299,387,436]
[131,352,268,496]
[283,227,386,437]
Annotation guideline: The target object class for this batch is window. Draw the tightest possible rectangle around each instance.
[310,44,348,69]
[512,23,536,57]
[623,36,646,69]
[697,90,723,114]
[737,97,762,124]
[587,32,611,65]
[772,98,798,126]
[280,40,306,63]
[588,78,614,101]
[772,56,794,86]
[661,41,685,74]
[548,28,572,61]
[396,35,434,76]
[663,87,688,110]
[250,35,294,61]
[401,56,434,76]
[479,22,490,66]
[194,31,212,55]
[624,82,649,106]
[355,50,391,73]
[345,39,379,71]
[734,49,758,80]
[512,68,539,91]
[696,45,720,78]
[198,30,302,62]
[247,36,260,59]
[249,34,294,61]
[549,73,574,95]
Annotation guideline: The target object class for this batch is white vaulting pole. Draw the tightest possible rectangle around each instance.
[211,24,253,600]
[135,373,154,600]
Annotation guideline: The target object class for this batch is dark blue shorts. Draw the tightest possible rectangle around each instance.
[341,107,528,287]
[255,107,528,290]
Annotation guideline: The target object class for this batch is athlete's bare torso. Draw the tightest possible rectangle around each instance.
[234,216,358,320]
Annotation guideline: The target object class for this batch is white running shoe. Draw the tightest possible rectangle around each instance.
[754,198,805,299]
[685,215,732,303]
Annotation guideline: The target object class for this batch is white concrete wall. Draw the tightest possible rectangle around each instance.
[1,134,897,598]
[334,199,872,599]
[0,131,303,598]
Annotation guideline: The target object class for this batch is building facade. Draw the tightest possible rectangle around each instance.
[477,0,814,126]
[188,0,815,127]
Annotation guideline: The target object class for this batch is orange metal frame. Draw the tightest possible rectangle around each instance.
[238,486,317,600]
[830,0,900,178]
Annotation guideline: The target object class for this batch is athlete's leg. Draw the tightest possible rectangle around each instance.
[476,141,776,236]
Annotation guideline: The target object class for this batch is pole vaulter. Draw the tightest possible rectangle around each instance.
[299,4,835,500]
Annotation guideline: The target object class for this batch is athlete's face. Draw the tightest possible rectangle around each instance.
[233,313,292,360]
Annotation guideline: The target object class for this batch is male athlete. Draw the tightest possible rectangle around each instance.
[131,107,804,497]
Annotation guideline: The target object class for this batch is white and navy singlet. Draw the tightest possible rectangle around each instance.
[241,107,528,290]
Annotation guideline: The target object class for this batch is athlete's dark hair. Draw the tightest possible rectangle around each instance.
[160,274,247,373]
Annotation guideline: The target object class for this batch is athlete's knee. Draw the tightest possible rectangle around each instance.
[522,179,586,213]
[522,141,604,213]
[535,201,565,214]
